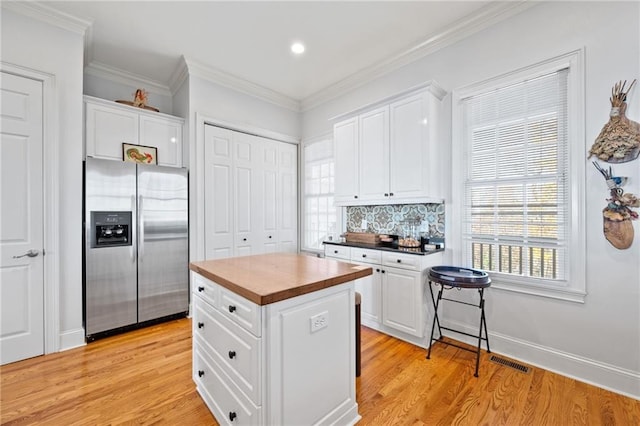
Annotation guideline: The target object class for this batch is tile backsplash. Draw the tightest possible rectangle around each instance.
[346,203,445,238]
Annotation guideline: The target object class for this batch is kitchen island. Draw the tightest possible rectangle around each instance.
[189,253,372,425]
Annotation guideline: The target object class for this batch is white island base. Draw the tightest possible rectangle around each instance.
[191,254,369,426]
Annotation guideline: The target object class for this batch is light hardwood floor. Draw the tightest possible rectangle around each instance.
[1,318,638,425]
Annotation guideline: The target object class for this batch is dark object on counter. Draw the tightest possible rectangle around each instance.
[426,266,491,377]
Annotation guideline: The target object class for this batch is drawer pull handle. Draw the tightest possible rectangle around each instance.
[228,305,237,313]
[229,412,237,422]
[228,350,236,359]
[197,322,204,329]
[397,259,402,263]
[198,370,204,377]
[197,286,204,292]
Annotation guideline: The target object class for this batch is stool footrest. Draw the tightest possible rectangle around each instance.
[431,337,486,355]
[438,326,490,343]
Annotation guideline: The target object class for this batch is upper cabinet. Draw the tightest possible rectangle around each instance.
[84,96,185,168]
[333,83,445,206]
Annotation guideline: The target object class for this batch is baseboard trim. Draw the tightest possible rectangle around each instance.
[59,328,86,352]
[441,319,640,400]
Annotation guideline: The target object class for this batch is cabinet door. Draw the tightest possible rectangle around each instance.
[234,133,261,256]
[204,125,234,259]
[381,266,424,337]
[277,142,298,253]
[389,92,430,199]
[358,106,389,202]
[354,262,382,324]
[139,115,182,167]
[333,117,359,204]
[260,137,279,254]
[85,101,138,160]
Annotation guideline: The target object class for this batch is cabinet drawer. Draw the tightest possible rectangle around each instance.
[194,298,261,405]
[324,244,351,260]
[219,287,262,338]
[194,345,261,426]
[192,271,219,308]
[382,251,421,271]
[350,247,382,264]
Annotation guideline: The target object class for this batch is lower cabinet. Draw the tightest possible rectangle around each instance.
[191,271,360,425]
[325,244,443,347]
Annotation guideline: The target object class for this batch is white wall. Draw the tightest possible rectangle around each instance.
[303,1,640,397]
[2,9,86,350]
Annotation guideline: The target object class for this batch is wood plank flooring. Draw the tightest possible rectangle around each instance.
[1,318,638,425]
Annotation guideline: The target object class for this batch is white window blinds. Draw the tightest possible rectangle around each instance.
[462,69,569,281]
[303,138,338,251]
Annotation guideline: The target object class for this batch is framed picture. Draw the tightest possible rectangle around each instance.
[123,143,157,165]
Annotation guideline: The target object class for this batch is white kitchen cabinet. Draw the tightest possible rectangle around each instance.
[191,270,359,426]
[204,125,298,259]
[84,96,184,167]
[333,83,445,206]
[333,116,359,204]
[324,243,443,347]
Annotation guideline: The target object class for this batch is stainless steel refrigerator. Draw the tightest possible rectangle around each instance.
[83,157,188,340]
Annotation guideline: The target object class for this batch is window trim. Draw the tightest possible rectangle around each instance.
[451,49,586,303]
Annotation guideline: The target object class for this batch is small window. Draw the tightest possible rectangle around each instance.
[302,136,340,252]
[453,50,586,302]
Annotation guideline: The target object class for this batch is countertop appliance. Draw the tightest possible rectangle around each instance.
[83,157,188,340]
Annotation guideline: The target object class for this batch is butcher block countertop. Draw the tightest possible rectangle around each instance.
[190,253,372,305]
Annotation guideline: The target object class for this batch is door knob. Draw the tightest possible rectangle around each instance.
[13,249,40,259]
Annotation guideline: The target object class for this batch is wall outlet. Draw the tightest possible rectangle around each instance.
[361,219,368,230]
[310,311,328,333]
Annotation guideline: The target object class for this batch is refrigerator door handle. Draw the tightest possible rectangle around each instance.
[138,194,144,260]
[131,194,137,263]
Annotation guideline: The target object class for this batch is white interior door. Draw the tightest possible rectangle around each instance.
[0,71,45,365]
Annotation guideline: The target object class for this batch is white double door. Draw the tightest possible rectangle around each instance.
[0,71,45,364]
[204,125,297,259]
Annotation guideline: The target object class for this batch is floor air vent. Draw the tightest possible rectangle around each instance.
[489,355,530,373]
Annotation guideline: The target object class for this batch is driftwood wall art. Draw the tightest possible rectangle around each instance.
[593,162,639,249]
[589,80,640,163]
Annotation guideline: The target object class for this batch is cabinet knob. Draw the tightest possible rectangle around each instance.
[354,195,358,199]
[381,270,386,273]
[362,254,366,258]
[198,370,204,377]
[376,268,380,272]
[243,238,247,241]
[397,259,402,263]
[389,192,394,196]
[228,350,236,359]
[384,193,389,197]
[334,250,338,254]
[228,305,237,313]
[229,412,237,422]
[268,235,272,239]
[197,322,204,329]
[197,286,204,292]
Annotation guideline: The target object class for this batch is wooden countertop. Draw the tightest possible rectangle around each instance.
[190,253,373,305]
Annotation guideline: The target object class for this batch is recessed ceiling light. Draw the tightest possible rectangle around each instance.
[291,42,305,55]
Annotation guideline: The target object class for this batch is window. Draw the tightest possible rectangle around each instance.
[452,50,585,302]
[302,136,339,252]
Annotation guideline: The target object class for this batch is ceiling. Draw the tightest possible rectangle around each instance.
[39,1,525,107]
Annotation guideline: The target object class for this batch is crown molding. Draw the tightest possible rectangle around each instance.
[183,57,301,112]
[84,62,173,97]
[2,1,92,35]
[168,56,189,95]
[300,0,536,111]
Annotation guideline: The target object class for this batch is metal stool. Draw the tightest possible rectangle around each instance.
[426,266,491,377]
